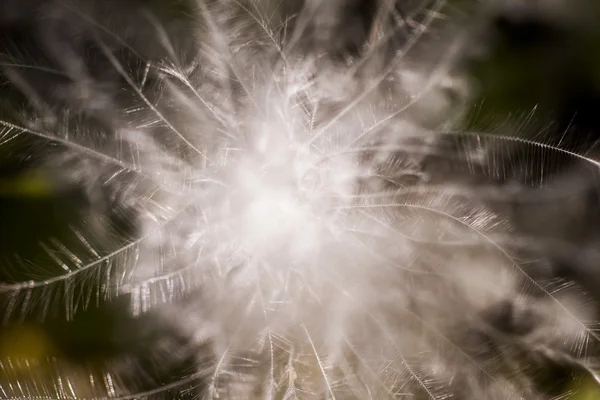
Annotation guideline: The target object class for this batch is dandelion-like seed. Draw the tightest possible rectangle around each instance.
[1,0,600,399]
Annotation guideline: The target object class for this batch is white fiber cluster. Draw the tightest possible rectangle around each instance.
[0,0,599,399]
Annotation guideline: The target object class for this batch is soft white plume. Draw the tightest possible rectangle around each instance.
[0,0,599,399]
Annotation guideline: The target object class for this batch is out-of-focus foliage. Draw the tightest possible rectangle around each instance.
[572,380,600,400]
[463,1,600,135]
[0,325,55,358]
[0,170,55,197]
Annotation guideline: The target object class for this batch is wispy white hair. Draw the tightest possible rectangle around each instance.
[0,0,599,399]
